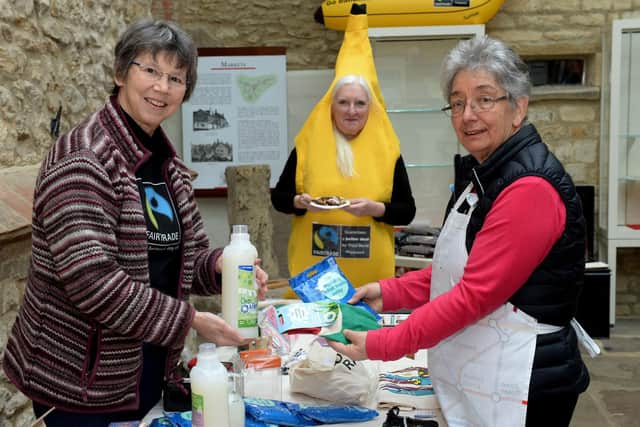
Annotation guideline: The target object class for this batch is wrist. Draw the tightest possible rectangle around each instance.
[192,311,203,332]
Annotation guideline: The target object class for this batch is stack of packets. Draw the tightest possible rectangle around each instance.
[288,256,380,321]
[245,398,378,426]
[274,301,380,344]
[259,256,381,347]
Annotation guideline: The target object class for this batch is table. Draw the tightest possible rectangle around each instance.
[142,348,448,426]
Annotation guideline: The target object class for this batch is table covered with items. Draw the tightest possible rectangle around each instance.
[140,255,446,426]
[142,344,445,427]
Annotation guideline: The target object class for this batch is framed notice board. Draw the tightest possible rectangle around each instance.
[182,47,287,195]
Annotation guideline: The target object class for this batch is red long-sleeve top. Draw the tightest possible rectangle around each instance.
[366,176,567,361]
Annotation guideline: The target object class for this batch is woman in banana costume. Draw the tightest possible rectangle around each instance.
[271,5,415,292]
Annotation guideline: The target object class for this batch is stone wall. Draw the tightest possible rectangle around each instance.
[0,0,150,167]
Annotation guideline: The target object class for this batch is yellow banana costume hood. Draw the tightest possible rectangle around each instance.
[287,9,401,290]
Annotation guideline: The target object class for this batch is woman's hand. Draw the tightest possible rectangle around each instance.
[326,330,369,361]
[191,311,252,347]
[350,281,383,313]
[217,256,269,300]
[294,193,323,212]
[255,258,269,300]
[343,198,385,218]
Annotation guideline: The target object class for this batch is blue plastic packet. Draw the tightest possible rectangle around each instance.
[288,256,381,320]
[149,411,191,427]
[244,397,318,426]
[288,401,379,424]
[245,416,279,427]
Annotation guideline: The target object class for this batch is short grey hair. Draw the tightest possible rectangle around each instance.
[441,36,530,105]
[331,75,372,103]
[113,19,198,101]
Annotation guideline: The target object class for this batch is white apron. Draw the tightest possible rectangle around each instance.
[428,183,557,427]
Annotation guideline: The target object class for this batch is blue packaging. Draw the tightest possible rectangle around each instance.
[288,256,380,320]
[290,401,379,423]
[244,398,317,426]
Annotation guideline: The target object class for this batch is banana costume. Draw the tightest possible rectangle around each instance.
[287,11,401,290]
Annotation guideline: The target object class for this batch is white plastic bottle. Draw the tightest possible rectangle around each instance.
[190,343,230,427]
[228,372,245,427]
[222,224,259,338]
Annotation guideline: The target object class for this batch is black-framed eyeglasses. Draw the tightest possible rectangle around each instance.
[441,94,509,117]
[130,61,188,88]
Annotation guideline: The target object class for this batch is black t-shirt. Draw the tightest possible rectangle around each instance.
[122,110,183,414]
[128,118,182,298]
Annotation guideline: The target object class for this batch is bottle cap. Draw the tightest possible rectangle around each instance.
[232,224,248,234]
[199,342,217,353]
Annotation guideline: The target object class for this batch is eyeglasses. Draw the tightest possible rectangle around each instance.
[130,61,188,88]
[441,94,509,117]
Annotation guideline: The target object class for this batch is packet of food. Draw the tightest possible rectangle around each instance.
[274,301,339,334]
[288,256,380,320]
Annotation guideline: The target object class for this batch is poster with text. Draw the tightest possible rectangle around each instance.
[182,47,287,191]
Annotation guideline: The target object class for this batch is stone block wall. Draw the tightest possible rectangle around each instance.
[0,0,151,168]
[0,238,30,426]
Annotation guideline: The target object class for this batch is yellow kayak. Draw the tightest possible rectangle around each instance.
[316,0,505,31]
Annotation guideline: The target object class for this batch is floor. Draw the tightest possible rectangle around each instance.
[570,317,640,427]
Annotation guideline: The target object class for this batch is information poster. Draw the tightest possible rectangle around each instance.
[182,47,287,191]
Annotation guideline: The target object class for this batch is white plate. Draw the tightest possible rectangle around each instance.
[310,200,350,209]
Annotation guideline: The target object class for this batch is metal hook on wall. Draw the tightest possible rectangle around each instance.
[50,105,62,138]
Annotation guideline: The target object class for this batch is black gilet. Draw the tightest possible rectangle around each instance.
[448,123,586,326]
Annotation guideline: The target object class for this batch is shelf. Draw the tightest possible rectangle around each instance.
[386,107,444,114]
[395,255,432,270]
[406,162,452,169]
[599,19,640,325]
[370,24,484,229]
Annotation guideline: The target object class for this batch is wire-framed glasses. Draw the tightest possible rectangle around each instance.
[441,94,509,117]
[130,61,188,88]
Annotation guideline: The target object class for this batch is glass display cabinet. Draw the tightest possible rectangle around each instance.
[369,25,485,228]
[369,25,484,270]
[598,18,640,325]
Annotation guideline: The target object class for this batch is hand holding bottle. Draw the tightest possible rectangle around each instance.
[254,258,269,300]
[216,256,269,300]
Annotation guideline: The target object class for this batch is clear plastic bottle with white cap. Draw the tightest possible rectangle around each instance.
[190,342,230,427]
[221,224,259,338]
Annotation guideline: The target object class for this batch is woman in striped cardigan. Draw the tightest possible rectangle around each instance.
[3,19,268,426]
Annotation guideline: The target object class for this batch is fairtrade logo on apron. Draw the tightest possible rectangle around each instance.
[311,223,371,259]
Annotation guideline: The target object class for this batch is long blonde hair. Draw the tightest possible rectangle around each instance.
[334,127,355,177]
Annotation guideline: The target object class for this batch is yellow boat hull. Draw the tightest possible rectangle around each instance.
[320,0,505,30]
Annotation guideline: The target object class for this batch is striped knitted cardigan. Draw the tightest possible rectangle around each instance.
[3,97,222,413]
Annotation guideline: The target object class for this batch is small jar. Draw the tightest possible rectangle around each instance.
[241,350,282,401]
